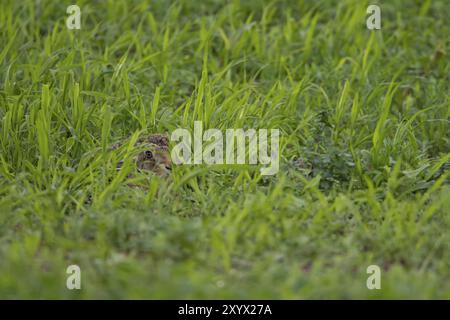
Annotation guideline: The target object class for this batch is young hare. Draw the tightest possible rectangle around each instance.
[114,134,172,177]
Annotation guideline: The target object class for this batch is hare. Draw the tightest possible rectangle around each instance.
[114,133,172,177]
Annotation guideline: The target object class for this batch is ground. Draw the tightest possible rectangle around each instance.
[0,0,448,299]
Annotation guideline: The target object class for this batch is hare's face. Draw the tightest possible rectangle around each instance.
[136,146,172,176]
[115,134,172,177]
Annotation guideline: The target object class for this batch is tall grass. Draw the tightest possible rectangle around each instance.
[0,0,448,298]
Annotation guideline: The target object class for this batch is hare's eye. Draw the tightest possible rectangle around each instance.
[144,150,153,159]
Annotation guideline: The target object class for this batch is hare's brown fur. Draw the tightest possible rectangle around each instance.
[114,133,171,177]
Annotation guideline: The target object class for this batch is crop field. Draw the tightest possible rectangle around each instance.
[0,0,448,299]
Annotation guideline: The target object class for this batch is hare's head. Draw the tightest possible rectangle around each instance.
[115,134,172,176]
[135,134,171,176]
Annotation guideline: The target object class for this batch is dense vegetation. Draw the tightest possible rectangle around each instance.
[0,0,448,298]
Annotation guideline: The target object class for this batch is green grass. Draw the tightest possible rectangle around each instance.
[0,0,449,299]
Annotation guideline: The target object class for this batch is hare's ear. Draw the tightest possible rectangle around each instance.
[153,133,169,146]
[163,132,170,144]
[145,134,166,148]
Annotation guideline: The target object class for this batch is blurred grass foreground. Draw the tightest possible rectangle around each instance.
[0,0,448,298]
